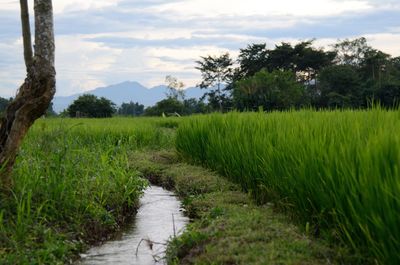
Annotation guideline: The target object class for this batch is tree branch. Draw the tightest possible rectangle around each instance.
[19,0,33,70]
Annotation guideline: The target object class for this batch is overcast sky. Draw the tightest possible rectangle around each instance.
[0,0,399,97]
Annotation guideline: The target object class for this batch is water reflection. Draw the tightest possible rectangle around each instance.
[77,186,188,265]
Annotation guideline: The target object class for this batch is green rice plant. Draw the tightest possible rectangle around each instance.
[176,109,400,264]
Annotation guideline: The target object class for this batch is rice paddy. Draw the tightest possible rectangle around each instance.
[176,109,400,264]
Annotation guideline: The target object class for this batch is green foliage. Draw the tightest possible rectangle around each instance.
[197,37,400,111]
[118,101,144,116]
[176,110,400,264]
[234,70,304,111]
[375,80,400,107]
[144,98,207,116]
[67,94,116,118]
[144,98,184,116]
[237,43,269,78]
[183,98,208,115]
[333,37,370,66]
[392,56,400,71]
[195,53,234,111]
[0,117,174,264]
[268,40,335,79]
[196,53,234,90]
[319,65,363,107]
[145,75,207,116]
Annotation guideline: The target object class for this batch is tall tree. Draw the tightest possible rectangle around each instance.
[267,42,295,72]
[234,69,304,111]
[392,57,400,72]
[318,65,363,108]
[195,53,233,111]
[333,37,371,66]
[118,101,144,116]
[237,43,269,78]
[362,49,390,81]
[371,54,400,107]
[165,75,185,101]
[0,0,55,190]
[144,98,184,116]
[266,40,335,83]
[292,40,336,83]
[67,95,116,118]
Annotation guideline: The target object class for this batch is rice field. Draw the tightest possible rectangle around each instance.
[176,109,400,264]
[1,111,399,264]
[0,117,176,264]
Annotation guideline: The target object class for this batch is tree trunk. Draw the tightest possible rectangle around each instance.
[0,0,55,191]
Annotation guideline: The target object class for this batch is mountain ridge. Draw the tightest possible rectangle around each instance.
[53,81,204,113]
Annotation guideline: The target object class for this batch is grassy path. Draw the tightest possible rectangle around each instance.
[130,150,354,265]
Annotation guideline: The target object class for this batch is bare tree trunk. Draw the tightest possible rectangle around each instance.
[0,0,55,191]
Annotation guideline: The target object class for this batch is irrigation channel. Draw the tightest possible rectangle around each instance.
[77,186,189,264]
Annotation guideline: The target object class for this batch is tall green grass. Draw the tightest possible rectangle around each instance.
[0,117,176,264]
[176,109,400,264]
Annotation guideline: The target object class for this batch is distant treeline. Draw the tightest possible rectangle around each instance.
[62,95,207,118]
[55,37,400,118]
[62,76,209,118]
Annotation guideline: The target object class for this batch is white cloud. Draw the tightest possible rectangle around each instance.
[0,0,398,97]
[0,1,17,11]
[55,35,122,95]
[97,45,204,88]
[91,28,195,41]
[0,39,25,97]
[151,0,372,17]
[52,0,121,14]
[0,0,120,13]
[365,33,400,56]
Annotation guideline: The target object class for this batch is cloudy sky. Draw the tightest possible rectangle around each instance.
[0,0,399,97]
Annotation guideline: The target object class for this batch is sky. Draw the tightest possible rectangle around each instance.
[0,0,399,97]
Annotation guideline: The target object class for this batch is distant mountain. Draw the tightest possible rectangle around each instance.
[52,81,205,113]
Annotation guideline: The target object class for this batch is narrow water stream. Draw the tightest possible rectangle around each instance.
[77,185,189,265]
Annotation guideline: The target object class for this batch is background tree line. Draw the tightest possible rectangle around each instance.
[143,75,207,116]
[196,37,400,111]
[61,75,207,118]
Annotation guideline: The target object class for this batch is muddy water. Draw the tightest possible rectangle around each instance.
[77,186,188,265]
